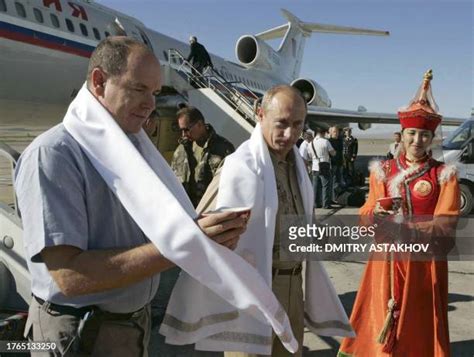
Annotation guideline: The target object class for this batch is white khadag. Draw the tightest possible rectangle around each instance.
[62,84,298,353]
[161,124,354,354]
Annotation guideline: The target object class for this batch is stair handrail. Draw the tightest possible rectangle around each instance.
[167,49,258,124]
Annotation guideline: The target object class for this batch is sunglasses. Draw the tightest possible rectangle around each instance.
[172,121,198,133]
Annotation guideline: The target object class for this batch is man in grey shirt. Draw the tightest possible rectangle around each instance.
[15,37,245,356]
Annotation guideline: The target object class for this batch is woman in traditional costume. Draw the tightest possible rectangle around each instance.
[338,70,460,357]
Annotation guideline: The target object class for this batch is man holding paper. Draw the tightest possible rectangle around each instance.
[161,86,353,356]
[15,37,297,356]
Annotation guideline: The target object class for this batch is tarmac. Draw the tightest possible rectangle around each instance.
[302,206,474,356]
[1,131,472,356]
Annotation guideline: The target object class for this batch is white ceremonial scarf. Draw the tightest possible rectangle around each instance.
[62,84,298,354]
[161,124,354,355]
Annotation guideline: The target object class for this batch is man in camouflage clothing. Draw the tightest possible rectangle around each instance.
[171,106,235,207]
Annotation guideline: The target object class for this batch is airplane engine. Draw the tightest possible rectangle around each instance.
[291,78,332,108]
[235,35,275,70]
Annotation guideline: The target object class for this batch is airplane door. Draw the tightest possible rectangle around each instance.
[107,18,154,52]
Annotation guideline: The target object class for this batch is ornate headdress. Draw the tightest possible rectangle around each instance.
[398,69,442,132]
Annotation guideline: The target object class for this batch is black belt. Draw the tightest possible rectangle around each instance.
[272,264,302,276]
[33,295,93,318]
[33,295,141,320]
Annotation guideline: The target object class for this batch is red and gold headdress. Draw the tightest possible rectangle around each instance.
[398,69,442,132]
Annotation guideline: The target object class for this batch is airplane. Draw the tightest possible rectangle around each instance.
[0,0,465,133]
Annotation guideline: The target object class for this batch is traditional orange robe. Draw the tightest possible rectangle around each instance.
[338,155,460,357]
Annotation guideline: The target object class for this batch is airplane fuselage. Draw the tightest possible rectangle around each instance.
[0,0,300,127]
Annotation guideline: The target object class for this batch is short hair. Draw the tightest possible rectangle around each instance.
[86,36,152,87]
[394,131,401,136]
[176,106,205,124]
[190,36,197,42]
[261,85,307,114]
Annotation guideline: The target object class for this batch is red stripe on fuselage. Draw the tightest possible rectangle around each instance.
[0,29,92,58]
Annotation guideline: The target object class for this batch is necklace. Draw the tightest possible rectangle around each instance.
[405,154,428,164]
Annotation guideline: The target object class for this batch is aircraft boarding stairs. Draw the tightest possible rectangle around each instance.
[163,49,259,146]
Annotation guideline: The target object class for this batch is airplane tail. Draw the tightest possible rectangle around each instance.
[256,9,389,81]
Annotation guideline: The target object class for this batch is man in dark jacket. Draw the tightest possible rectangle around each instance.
[342,127,358,187]
[328,126,344,202]
[187,36,213,74]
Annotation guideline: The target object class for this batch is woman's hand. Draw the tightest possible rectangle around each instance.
[374,201,396,216]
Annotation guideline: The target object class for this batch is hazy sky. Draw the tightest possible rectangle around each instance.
[99,0,472,136]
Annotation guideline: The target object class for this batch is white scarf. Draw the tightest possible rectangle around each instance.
[161,124,354,354]
[63,85,297,353]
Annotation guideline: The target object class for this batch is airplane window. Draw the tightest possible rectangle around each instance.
[104,31,110,37]
[93,28,101,40]
[0,0,7,12]
[33,8,44,23]
[80,23,88,37]
[162,51,169,61]
[138,29,153,49]
[50,14,60,28]
[15,2,26,18]
[65,19,75,33]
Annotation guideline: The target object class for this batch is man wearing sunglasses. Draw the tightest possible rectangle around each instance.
[171,106,235,208]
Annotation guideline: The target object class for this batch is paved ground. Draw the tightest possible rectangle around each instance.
[302,207,474,356]
[1,131,472,356]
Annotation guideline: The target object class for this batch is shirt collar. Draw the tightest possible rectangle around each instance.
[269,148,296,167]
